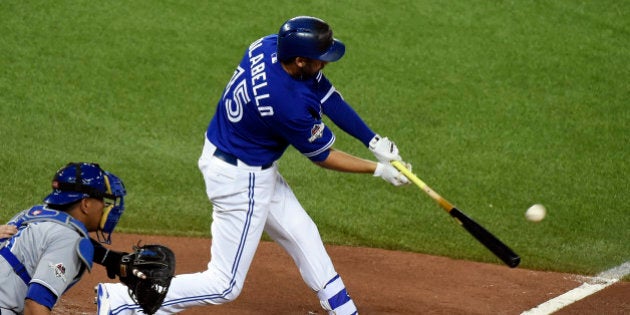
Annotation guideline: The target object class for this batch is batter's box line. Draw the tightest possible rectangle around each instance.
[521,261,630,315]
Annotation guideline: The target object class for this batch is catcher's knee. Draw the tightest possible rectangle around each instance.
[317,275,357,315]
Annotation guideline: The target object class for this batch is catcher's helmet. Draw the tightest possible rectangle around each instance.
[277,16,345,62]
[44,162,126,243]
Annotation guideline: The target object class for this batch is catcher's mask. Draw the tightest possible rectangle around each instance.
[277,16,345,62]
[44,162,126,244]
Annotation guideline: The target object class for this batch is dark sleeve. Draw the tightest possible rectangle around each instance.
[321,91,376,147]
[91,238,124,279]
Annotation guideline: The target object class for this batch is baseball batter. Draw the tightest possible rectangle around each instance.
[96,16,411,315]
[0,162,126,315]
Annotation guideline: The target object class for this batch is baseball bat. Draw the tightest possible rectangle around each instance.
[391,161,521,268]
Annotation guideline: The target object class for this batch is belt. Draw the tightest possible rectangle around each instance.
[213,147,273,170]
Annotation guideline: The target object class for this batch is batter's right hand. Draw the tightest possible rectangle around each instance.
[374,162,411,186]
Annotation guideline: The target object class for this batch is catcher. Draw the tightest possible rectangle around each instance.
[0,162,175,315]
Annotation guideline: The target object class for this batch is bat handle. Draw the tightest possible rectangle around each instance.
[391,161,454,211]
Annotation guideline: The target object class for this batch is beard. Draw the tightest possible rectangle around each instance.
[294,61,325,80]
[294,67,317,80]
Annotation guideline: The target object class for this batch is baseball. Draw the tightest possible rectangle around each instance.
[525,204,546,222]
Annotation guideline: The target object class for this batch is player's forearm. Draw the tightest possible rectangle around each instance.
[91,238,125,279]
[315,149,377,173]
[24,299,51,315]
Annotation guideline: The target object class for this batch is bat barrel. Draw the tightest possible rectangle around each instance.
[450,208,521,268]
[391,161,521,268]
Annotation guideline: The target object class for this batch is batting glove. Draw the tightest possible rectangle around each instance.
[374,162,411,186]
[369,135,402,163]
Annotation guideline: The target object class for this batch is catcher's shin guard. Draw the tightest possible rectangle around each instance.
[317,275,358,315]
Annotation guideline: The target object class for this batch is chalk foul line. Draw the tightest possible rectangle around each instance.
[521,261,630,315]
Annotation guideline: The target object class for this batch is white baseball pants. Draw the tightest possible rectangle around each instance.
[101,138,356,314]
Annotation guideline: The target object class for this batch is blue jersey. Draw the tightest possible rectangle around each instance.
[206,35,375,166]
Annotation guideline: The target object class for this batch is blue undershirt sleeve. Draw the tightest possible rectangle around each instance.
[321,92,376,147]
[26,282,57,310]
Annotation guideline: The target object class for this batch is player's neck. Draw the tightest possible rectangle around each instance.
[280,60,318,81]
[280,61,299,77]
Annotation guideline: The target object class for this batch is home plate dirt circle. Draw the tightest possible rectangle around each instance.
[52,233,629,314]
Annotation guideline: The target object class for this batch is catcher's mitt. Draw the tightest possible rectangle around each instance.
[119,244,176,315]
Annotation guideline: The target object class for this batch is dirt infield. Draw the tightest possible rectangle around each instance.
[53,233,629,314]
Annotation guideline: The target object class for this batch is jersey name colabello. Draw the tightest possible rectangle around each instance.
[223,37,273,123]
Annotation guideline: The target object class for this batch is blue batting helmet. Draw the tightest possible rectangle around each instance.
[277,16,345,62]
[44,162,126,243]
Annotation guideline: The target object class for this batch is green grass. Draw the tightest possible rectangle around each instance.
[1,0,628,276]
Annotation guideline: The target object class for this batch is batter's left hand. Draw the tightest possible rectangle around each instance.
[0,224,18,239]
[369,135,402,163]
